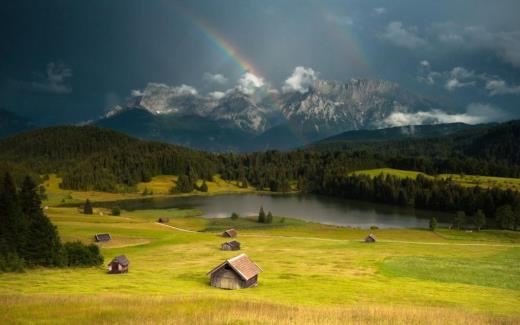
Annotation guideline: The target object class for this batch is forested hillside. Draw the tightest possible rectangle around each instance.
[1,123,519,229]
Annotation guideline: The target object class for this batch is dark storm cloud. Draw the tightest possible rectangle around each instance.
[0,0,519,124]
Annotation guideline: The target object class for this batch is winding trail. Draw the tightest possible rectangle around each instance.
[155,222,520,248]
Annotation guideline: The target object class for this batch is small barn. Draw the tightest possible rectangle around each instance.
[94,233,111,242]
[365,234,377,243]
[222,228,237,238]
[207,254,261,290]
[158,217,170,223]
[108,255,129,274]
[221,240,241,251]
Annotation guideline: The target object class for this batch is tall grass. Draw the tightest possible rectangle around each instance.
[1,295,516,325]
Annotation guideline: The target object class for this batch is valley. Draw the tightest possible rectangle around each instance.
[1,203,519,324]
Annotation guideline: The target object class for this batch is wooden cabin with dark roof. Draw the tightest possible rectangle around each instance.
[108,255,129,274]
[364,234,377,243]
[222,228,237,238]
[207,253,262,290]
[94,233,111,242]
[221,240,241,251]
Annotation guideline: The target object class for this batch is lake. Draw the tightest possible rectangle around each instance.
[102,193,449,229]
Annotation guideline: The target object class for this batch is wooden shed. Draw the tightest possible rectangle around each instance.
[108,255,129,274]
[158,217,170,223]
[364,234,377,243]
[221,240,241,251]
[94,233,111,242]
[207,254,262,290]
[222,228,237,238]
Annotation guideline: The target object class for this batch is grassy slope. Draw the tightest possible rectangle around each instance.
[43,174,255,206]
[351,168,520,191]
[1,207,519,324]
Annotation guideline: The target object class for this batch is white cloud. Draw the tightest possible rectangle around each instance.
[282,66,319,93]
[236,72,265,95]
[485,79,520,96]
[444,67,476,91]
[417,60,441,85]
[208,91,226,99]
[373,7,386,15]
[31,62,72,94]
[132,82,198,114]
[381,104,507,127]
[380,21,427,49]
[202,72,228,85]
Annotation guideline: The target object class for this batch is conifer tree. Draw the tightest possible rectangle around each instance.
[266,211,273,224]
[0,172,24,255]
[473,210,486,231]
[199,180,208,192]
[83,199,93,215]
[258,206,266,223]
[429,217,437,231]
[19,177,63,266]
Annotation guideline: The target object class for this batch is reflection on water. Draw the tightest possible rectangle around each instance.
[101,193,450,229]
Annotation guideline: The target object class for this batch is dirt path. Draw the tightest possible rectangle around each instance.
[155,222,520,248]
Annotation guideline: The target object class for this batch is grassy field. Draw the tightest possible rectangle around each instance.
[1,206,519,324]
[42,174,255,207]
[351,168,520,192]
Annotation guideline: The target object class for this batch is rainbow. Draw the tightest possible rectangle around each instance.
[174,4,310,142]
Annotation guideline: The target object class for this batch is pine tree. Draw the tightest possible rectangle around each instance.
[83,199,93,215]
[258,206,266,223]
[199,180,208,192]
[266,211,273,224]
[19,176,63,266]
[174,175,194,193]
[472,210,486,231]
[429,217,437,231]
[0,172,24,255]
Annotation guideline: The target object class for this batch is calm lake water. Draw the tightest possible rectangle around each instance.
[102,193,449,229]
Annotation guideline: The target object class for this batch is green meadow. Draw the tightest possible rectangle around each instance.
[352,168,520,192]
[1,203,519,324]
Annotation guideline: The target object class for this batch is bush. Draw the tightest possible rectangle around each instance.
[279,217,285,223]
[63,241,103,267]
[111,207,121,216]
[370,225,379,230]
[83,199,93,215]
[230,212,239,220]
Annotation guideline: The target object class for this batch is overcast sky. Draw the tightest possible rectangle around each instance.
[1,0,520,124]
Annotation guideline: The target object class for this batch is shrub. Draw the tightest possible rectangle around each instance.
[370,225,379,230]
[63,241,103,267]
[231,212,239,220]
[111,207,121,216]
[83,199,93,215]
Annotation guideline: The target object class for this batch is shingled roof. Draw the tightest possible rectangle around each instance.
[108,255,129,266]
[223,228,237,237]
[207,253,262,281]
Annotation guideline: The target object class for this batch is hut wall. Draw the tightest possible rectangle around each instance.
[210,268,244,289]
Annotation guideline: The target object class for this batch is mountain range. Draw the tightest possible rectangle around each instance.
[94,79,447,151]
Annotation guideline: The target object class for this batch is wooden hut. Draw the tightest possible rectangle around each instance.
[207,254,262,290]
[158,217,170,223]
[364,234,377,243]
[221,240,241,251]
[108,255,129,274]
[94,233,111,242]
[222,228,237,238]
